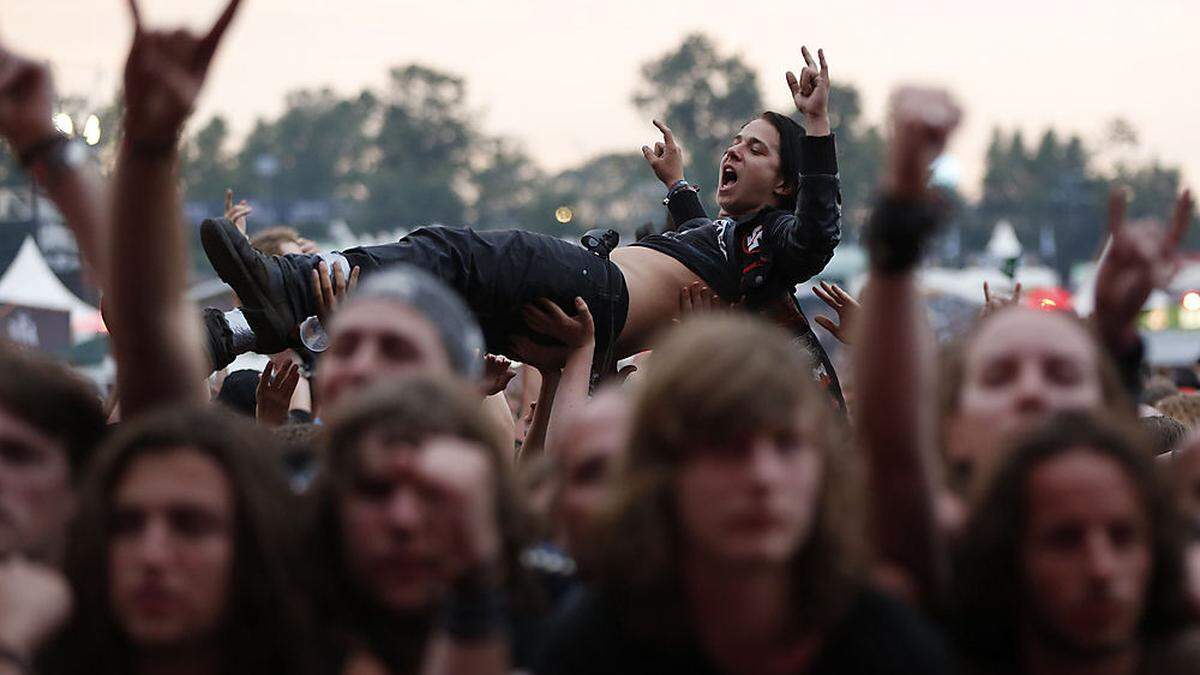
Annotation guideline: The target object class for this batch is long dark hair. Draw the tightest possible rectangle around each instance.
[40,406,317,675]
[0,343,107,479]
[758,111,806,212]
[308,374,537,670]
[951,410,1193,669]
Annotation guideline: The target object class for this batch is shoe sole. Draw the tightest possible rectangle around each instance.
[199,218,293,343]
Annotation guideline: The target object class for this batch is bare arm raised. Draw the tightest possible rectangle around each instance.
[511,298,596,461]
[854,87,961,607]
[0,44,110,286]
[108,0,243,416]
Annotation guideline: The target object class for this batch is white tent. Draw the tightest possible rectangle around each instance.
[986,220,1023,260]
[0,235,101,339]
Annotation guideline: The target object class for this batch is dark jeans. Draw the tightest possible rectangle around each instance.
[339,226,629,374]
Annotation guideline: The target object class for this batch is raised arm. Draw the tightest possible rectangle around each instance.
[854,87,961,607]
[763,47,842,284]
[108,0,242,416]
[510,298,596,460]
[515,369,559,461]
[1092,187,1193,401]
[642,119,708,226]
[0,44,110,285]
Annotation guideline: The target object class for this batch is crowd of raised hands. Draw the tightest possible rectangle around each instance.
[1,2,1200,675]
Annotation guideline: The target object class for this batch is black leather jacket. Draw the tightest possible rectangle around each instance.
[631,134,842,308]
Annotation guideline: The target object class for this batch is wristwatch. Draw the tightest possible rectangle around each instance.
[662,179,699,205]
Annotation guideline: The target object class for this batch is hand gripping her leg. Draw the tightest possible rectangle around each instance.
[200,217,308,354]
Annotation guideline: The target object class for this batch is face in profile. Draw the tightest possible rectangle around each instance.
[946,309,1104,489]
[318,300,454,409]
[556,390,628,557]
[108,447,234,648]
[1021,448,1151,656]
[0,403,74,559]
[339,429,449,613]
[716,117,788,217]
[675,410,823,568]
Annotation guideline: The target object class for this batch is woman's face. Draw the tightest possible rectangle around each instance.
[108,447,234,649]
[675,410,823,568]
[945,309,1104,490]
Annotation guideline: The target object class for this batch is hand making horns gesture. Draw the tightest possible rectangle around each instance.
[1093,187,1194,347]
[786,46,830,135]
[641,119,685,188]
[122,0,243,148]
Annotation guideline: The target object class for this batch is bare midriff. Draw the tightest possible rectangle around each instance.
[609,245,703,357]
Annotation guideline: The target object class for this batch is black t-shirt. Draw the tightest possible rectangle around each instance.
[535,586,951,675]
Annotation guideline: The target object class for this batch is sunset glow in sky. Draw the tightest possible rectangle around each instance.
[6,0,1197,198]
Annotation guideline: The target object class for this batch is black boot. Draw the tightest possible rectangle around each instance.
[203,308,282,375]
[200,218,317,353]
[203,307,238,374]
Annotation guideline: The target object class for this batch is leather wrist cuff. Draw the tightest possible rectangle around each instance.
[18,133,68,168]
[864,195,943,274]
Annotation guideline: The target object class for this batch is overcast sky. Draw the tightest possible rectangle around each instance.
[5,0,1197,199]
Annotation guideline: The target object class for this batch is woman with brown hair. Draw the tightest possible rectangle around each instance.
[535,315,949,675]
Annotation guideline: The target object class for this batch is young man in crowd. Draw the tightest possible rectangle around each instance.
[547,388,629,567]
[0,3,525,674]
[851,82,1193,608]
[314,374,533,674]
[0,38,113,675]
[0,349,107,675]
[953,411,1200,674]
[0,348,107,563]
[198,50,841,380]
[535,315,950,674]
[34,407,319,675]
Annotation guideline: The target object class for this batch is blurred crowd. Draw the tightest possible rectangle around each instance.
[1,2,1199,674]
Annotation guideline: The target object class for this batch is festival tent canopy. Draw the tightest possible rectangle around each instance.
[0,235,102,340]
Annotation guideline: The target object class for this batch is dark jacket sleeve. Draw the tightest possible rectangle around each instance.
[665,187,709,230]
[762,134,843,284]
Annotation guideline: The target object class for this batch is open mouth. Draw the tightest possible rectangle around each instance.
[719,165,739,191]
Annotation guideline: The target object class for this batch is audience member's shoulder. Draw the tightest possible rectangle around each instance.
[537,586,685,675]
[812,587,952,675]
[1143,628,1200,674]
[535,586,619,664]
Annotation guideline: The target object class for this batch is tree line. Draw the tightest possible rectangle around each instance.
[0,33,1192,279]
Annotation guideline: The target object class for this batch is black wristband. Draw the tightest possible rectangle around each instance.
[18,133,68,168]
[0,645,32,674]
[863,196,943,274]
[123,134,179,159]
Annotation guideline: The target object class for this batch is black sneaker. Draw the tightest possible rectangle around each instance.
[200,217,306,354]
